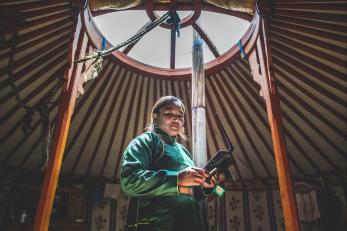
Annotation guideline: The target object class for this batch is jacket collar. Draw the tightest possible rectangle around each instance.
[154,127,177,144]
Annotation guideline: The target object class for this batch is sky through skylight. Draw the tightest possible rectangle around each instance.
[94,10,250,68]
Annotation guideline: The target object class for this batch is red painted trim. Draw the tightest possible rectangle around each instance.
[145,0,201,29]
[91,3,253,21]
[170,28,176,68]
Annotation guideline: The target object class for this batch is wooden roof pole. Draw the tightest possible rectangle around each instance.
[248,4,301,231]
[191,18,207,168]
[191,17,210,231]
[33,5,86,231]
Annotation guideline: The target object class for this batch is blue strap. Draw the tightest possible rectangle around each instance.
[166,11,181,38]
[101,36,107,50]
[193,37,203,47]
[192,37,203,52]
[237,40,247,60]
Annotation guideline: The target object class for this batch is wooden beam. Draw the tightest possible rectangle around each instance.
[0,43,69,124]
[274,9,346,23]
[270,24,346,55]
[68,65,118,176]
[0,37,70,85]
[213,74,272,177]
[226,63,305,174]
[1,99,59,167]
[205,86,244,182]
[0,18,71,53]
[85,67,124,178]
[271,20,346,44]
[191,26,209,231]
[207,77,257,178]
[0,55,65,114]
[191,19,207,168]
[62,63,112,161]
[113,74,141,180]
[248,8,301,231]
[273,59,346,124]
[99,70,131,178]
[0,11,70,36]
[0,29,70,62]
[170,26,176,69]
[271,43,346,106]
[3,0,68,12]
[271,33,346,70]
[33,10,86,230]
[232,61,304,174]
[192,22,220,58]
[19,4,68,19]
[271,15,346,34]
[182,81,193,151]
[274,2,347,11]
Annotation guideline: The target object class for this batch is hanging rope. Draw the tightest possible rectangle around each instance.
[75,11,178,64]
[166,11,181,37]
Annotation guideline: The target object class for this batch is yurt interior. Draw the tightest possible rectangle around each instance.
[0,0,346,231]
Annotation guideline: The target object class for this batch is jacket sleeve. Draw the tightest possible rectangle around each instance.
[120,133,179,197]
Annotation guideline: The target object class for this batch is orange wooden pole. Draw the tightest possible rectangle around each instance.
[33,11,86,231]
[248,12,301,231]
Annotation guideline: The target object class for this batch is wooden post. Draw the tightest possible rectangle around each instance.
[191,19,207,168]
[170,25,176,69]
[192,18,209,231]
[33,9,86,230]
[248,10,301,231]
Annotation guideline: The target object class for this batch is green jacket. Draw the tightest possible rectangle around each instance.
[120,128,204,231]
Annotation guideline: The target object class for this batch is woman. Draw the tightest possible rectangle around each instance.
[120,96,216,231]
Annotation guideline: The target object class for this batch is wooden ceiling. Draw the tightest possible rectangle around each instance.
[0,0,346,186]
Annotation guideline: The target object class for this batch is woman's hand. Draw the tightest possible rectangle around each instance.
[202,175,217,188]
[202,173,225,188]
[178,167,209,187]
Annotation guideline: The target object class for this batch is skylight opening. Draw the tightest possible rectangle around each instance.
[93,10,250,69]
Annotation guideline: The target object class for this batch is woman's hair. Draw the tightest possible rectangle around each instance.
[145,96,187,140]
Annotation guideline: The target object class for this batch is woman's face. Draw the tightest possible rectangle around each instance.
[156,103,184,137]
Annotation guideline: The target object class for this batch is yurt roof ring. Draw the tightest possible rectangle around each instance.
[145,0,202,29]
[83,3,260,80]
